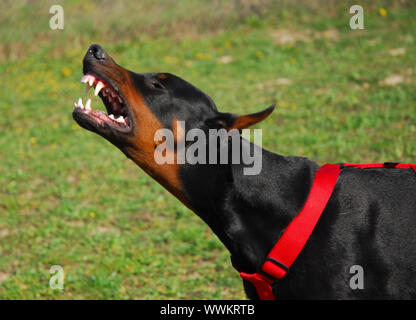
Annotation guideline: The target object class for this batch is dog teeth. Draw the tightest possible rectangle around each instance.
[81,74,96,87]
[74,98,92,112]
[78,98,84,109]
[77,75,127,124]
[94,81,105,96]
[94,82,103,96]
[85,98,91,111]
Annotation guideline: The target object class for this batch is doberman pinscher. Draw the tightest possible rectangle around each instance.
[73,44,416,299]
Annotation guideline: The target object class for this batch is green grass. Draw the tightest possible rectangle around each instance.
[0,1,415,299]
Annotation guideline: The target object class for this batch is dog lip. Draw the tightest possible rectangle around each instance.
[72,107,132,134]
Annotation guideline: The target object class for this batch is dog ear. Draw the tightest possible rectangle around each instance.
[206,104,275,130]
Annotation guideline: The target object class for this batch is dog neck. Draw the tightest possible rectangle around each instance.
[179,140,319,273]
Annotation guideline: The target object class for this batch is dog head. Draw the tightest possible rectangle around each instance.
[73,44,275,203]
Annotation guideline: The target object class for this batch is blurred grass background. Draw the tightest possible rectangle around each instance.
[0,0,415,299]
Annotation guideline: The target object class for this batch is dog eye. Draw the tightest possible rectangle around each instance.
[149,80,165,91]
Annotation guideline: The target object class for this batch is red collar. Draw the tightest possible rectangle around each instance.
[236,162,416,300]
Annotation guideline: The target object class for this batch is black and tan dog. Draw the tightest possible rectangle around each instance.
[73,44,416,299]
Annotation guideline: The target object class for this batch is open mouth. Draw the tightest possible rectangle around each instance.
[73,73,132,133]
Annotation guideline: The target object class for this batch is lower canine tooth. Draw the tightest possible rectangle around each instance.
[85,99,91,111]
[78,98,84,109]
[109,114,115,120]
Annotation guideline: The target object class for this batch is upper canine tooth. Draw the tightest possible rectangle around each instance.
[95,81,105,96]
[85,99,91,111]
[88,78,94,86]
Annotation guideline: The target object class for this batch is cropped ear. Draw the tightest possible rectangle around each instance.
[206,104,275,131]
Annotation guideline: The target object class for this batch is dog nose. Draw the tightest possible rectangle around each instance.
[87,44,108,61]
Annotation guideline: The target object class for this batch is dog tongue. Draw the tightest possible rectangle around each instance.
[90,109,109,122]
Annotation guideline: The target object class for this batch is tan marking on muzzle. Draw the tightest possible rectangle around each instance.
[115,68,189,207]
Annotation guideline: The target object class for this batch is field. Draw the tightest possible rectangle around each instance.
[0,0,415,299]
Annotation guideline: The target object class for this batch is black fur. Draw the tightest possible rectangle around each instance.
[135,72,416,299]
[77,45,416,299]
